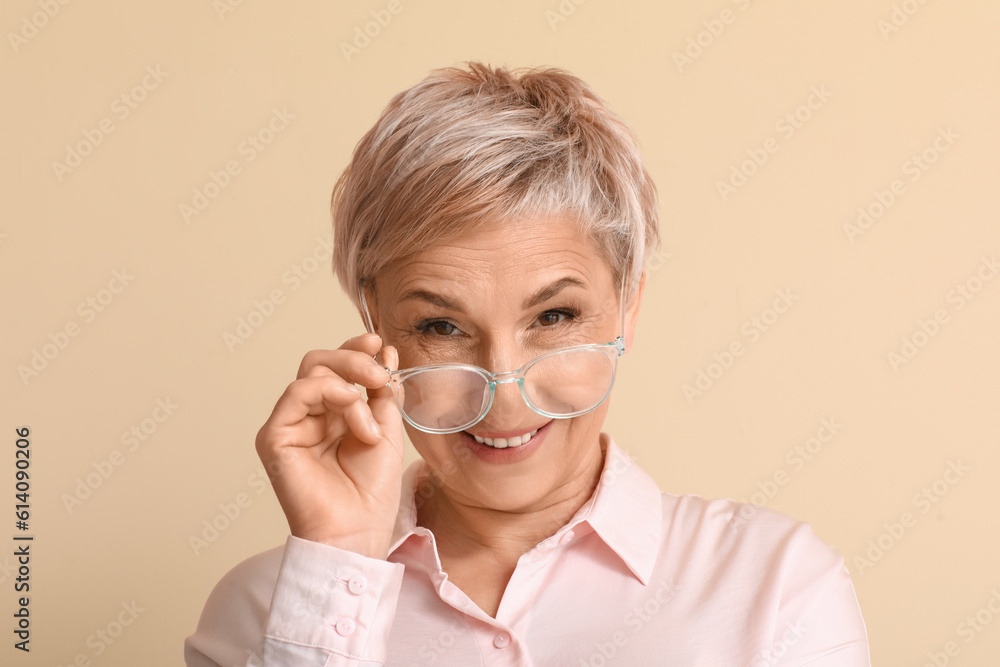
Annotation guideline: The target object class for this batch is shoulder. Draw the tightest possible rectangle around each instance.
[184,543,286,666]
[651,493,869,660]
[657,493,858,618]
[660,492,844,572]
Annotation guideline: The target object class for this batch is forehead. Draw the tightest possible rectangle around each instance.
[377,216,612,301]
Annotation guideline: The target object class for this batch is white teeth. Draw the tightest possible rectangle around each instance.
[472,428,539,449]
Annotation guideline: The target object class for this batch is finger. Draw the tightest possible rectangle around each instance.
[271,375,366,428]
[296,334,382,379]
[341,396,384,445]
[368,345,397,402]
[342,344,395,445]
[304,364,336,379]
[339,332,384,354]
[367,345,405,451]
[296,335,389,388]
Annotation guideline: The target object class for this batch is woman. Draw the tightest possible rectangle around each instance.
[186,62,870,666]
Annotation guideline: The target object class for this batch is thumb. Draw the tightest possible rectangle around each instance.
[368,345,405,449]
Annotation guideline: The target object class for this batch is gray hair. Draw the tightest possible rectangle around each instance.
[331,61,660,309]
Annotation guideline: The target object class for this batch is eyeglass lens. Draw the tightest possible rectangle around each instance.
[396,346,617,432]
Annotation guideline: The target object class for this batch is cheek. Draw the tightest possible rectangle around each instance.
[407,429,462,466]
[405,427,434,458]
[391,334,475,369]
[562,402,610,437]
[383,330,431,366]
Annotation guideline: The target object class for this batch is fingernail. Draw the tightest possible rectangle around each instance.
[370,419,382,439]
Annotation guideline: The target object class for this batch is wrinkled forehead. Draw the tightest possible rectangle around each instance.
[373,217,618,306]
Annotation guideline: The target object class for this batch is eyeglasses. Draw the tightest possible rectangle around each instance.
[375,338,624,434]
[358,248,632,434]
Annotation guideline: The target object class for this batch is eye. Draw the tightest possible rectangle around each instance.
[416,319,462,336]
[536,309,575,327]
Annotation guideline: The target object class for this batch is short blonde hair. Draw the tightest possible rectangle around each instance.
[331,61,659,309]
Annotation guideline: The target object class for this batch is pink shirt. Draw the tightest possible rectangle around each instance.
[185,434,870,665]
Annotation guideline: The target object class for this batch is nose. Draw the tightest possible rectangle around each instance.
[476,339,534,425]
[483,379,532,428]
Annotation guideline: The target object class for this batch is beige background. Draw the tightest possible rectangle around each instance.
[2,0,998,665]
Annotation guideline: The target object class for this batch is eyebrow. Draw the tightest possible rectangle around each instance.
[397,276,588,312]
[398,289,464,311]
[523,276,588,309]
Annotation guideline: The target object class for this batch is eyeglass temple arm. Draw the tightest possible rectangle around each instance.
[617,237,634,345]
[358,280,377,335]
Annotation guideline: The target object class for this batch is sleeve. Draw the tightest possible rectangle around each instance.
[185,536,406,667]
[763,524,871,667]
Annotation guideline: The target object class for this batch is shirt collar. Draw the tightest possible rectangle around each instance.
[569,432,662,585]
[387,460,430,553]
[388,432,663,585]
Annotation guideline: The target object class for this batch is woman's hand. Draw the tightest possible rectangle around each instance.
[255,333,404,560]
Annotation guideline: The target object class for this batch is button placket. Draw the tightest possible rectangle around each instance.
[330,571,365,640]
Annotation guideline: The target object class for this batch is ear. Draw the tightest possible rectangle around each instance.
[624,270,646,352]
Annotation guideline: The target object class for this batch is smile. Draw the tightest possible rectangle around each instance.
[468,428,540,449]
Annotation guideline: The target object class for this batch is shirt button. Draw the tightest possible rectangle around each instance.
[348,575,367,594]
[559,530,575,546]
[493,631,511,649]
[335,618,356,637]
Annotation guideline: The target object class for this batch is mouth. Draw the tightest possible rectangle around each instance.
[466,428,540,449]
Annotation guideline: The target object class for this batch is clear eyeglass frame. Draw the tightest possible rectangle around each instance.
[357,246,633,435]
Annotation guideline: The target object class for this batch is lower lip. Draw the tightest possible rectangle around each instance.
[462,421,552,464]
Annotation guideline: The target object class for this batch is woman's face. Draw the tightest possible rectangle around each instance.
[370,216,640,514]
